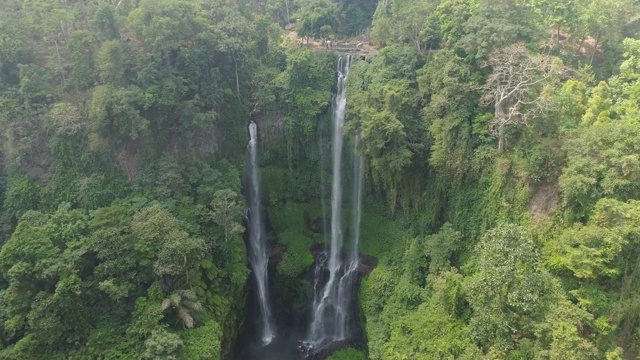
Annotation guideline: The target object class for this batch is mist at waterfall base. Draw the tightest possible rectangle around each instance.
[236,56,367,359]
[235,250,367,360]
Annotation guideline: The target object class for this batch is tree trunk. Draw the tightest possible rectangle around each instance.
[495,102,505,153]
[233,54,239,94]
[498,122,505,153]
[285,0,290,24]
[53,39,65,86]
[590,37,599,65]
[577,36,586,55]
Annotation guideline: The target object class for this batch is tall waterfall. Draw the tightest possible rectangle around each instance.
[246,121,276,344]
[351,131,364,266]
[307,55,363,348]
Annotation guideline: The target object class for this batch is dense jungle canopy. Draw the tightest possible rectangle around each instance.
[1,0,640,359]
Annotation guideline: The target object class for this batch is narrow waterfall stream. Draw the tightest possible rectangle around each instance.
[306,55,363,350]
[246,121,276,345]
[350,131,364,268]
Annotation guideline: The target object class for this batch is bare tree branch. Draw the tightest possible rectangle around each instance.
[479,44,563,152]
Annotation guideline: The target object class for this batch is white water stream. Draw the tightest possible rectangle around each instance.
[247,121,276,344]
[307,55,363,348]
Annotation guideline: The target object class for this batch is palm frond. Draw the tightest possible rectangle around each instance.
[161,298,171,311]
[182,299,203,312]
[170,293,181,308]
[178,308,194,329]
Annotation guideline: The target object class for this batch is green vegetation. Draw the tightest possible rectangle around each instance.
[351,0,640,358]
[2,0,640,359]
[327,347,368,360]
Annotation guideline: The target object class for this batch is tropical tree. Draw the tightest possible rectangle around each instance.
[296,0,339,41]
[418,50,477,177]
[89,85,147,144]
[209,189,245,243]
[210,3,254,94]
[578,0,634,65]
[346,46,424,209]
[69,30,96,90]
[88,205,144,301]
[462,0,542,58]
[161,288,203,329]
[132,204,206,284]
[467,224,550,351]
[559,120,640,217]
[0,221,60,339]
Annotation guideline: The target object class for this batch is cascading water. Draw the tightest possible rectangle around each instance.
[351,131,364,266]
[307,55,363,349]
[246,121,276,345]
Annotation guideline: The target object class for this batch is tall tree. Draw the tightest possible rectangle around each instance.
[559,121,640,217]
[480,44,560,152]
[466,224,550,352]
[295,0,339,41]
[131,204,206,283]
[209,189,244,243]
[578,0,634,65]
[418,50,477,177]
[161,288,203,329]
[210,3,254,94]
[462,0,542,58]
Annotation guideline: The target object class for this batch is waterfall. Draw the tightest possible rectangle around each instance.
[307,55,363,348]
[351,130,364,266]
[246,121,276,344]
